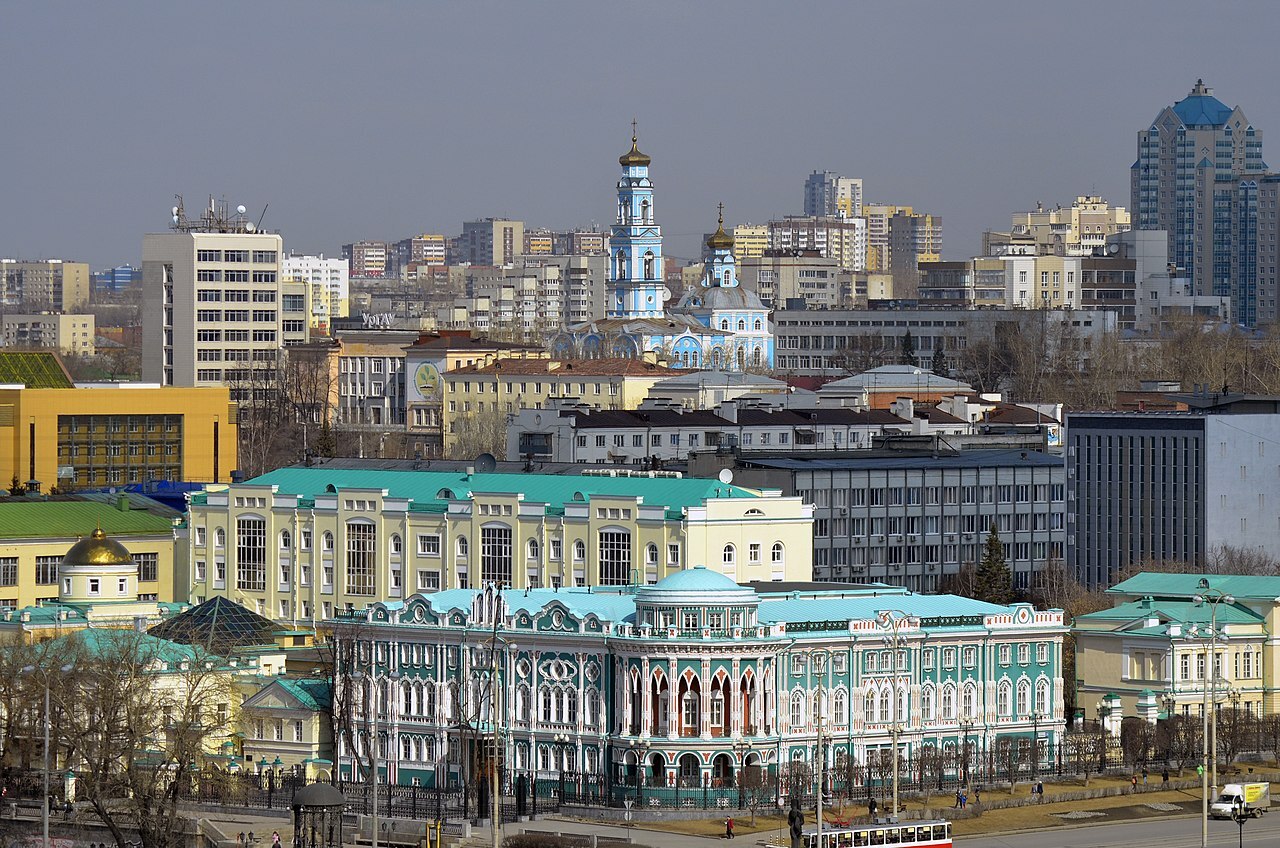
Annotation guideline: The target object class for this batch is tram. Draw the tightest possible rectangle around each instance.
[797,819,953,848]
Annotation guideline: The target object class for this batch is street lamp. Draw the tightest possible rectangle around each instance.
[1231,799,1249,848]
[553,733,571,804]
[793,646,831,842]
[20,662,74,848]
[1191,579,1235,848]
[1030,713,1047,779]
[878,610,911,821]
[959,711,974,797]
[733,739,754,809]
[629,739,650,806]
[481,632,517,848]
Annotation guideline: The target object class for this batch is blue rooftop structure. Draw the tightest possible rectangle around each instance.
[1173,88,1234,127]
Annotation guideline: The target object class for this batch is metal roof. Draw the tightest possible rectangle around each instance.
[740,449,1061,472]
[237,466,763,518]
[0,495,178,540]
[1108,572,1280,601]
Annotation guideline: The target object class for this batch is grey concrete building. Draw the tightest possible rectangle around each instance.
[1066,394,1280,589]
[692,450,1066,592]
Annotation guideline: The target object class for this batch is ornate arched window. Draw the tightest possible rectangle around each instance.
[771,542,784,565]
[833,689,848,725]
[616,250,627,280]
[790,690,805,728]
[1017,679,1031,717]
[941,684,955,720]
[1035,679,1050,716]
[921,686,935,721]
[997,681,1012,716]
[527,538,540,560]
[722,544,735,566]
[643,251,655,280]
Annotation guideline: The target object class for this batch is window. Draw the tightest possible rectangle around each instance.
[418,534,441,556]
[136,553,159,583]
[1018,644,1030,665]
[1035,680,1050,716]
[790,691,804,728]
[345,522,377,595]
[748,543,761,563]
[963,647,976,667]
[1036,643,1048,664]
[390,534,402,555]
[997,681,1011,716]
[999,645,1011,665]
[418,570,441,592]
[599,530,631,585]
[236,517,267,591]
[668,543,680,565]
[645,543,658,565]
[0,558,17,587]
[36,556,59,585]
[481,525,513,585]
[573,540,586,561]
[456,536,469,558]
[321,531,333,552]
[550,538,562,560]
[722,544,736,567]
[527,538,540,561]
[771,542,784,565]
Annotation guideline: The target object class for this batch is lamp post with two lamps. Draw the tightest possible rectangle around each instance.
[732,739,754,812]
[628,739,650,807]
[1190,578,1235,848]
[959,711,974,797]
[878,609,911,820]
[553,733,572,805]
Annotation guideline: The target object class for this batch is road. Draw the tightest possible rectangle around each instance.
[517,811,1278,848]
[964,813,1279,848]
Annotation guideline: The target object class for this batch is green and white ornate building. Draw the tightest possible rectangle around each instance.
[336,568,1066,795]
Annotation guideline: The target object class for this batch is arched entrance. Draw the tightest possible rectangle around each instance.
[711,753,734,787]
[648,752,666,787]
[677,753,701,787]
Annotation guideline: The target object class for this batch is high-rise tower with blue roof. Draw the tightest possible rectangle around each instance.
[1131,80,1267,325]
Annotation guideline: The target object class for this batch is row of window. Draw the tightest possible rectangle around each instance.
[786,676,1051,727]
[196,250,278,263]
[1,554,158,587]
[801,484,1066,508]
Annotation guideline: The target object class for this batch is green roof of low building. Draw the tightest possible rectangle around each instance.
[275,678,331,711]
[1076,599,1264,629]
[0,351,74,388]
[0,495,179,541]
[1107,572,1280,601]
[212,467,762,519]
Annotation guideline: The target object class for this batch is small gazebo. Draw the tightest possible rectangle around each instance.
[291,783,346,848]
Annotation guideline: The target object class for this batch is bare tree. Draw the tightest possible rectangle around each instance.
[993,736,1022,793]
[740,763,771,826]
[447,407,511,460]
[45,630,234,848]
[316,617,376,809]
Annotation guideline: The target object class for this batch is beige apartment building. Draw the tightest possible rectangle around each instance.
[460,218,524,266]
[441,357,681,454]
[142,214,309,398]
[985,195,1131,257]
[738,251,850,309]
[731,225,769,259]
[1,313,95,356]
[0,259,90,311]
[767,216,867,272]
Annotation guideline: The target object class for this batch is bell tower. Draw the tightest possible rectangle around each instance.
[607,123,666,319]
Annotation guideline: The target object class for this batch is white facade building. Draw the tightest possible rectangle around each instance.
[282,253,351,328]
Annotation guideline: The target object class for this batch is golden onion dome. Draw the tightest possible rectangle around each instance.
[62,527,134,567]
[619,134,651,168]
[706,205,734,251]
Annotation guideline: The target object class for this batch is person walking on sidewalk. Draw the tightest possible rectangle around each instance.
[1130,775,1138,794]
[1162,768,1169,785]
[725,816,735,839]
[1142,766,1148,787]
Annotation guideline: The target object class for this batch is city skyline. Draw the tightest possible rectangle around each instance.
[2,2,1278,269]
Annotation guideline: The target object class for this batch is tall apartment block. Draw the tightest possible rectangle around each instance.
[341,240,390,278]
[888,211,942,297]
[803,170,863,217]
[282,253,350,329]
[1067,394,1280,589]
[1131,80,1268,325]
[985,196,1131,257]
[142,200,308,396]
[767,215,867,272]
[459,218,524,266]
[0,259,90,310]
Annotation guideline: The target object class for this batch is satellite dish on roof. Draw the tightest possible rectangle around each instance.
[474,453,497,474]
[718,468,734,485]
[237,205,247,215]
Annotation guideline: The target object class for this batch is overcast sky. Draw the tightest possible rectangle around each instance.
[3,1,1278,269]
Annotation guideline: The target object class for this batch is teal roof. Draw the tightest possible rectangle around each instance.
[757,593,1010,628]
[275,678,331,711]
[1077,598,1263,629]
[1174,93,1233,127]
[424,587,638,622]
[651,566,740,592]
[1108,572,1280,601]
[223,467,760,519]
[47,627,206,666]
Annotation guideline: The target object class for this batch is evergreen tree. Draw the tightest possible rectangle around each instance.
[975,525,1015,605]
[931,346,948,377]
[900,331,916,365]
[315,418,337,458]
[8,476,24,497]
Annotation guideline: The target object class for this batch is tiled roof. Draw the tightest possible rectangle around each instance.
[1107,572,1280,601]
[449,358,683,377]
[982,405,1058,425]
[232,466,762,519]
[0,351,74,388]
[0,495,179,540]
[1076,599,1263,628]
[914,408,966,425]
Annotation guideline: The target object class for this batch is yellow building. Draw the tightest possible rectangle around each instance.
[731,225,768,259]
[0,351,238,488]
[0,259,90,311]
[0,495,180,612]
[185,465,815,624]
[441,357,680,455]
[1075,573,1278,720]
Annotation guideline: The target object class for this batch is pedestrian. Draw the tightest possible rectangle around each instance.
[1130,775,1138,794]
[974,785,982,805]
[954,789,961,809]
[1142,767,1148,787]
[237,834,245,848]
[724,816,734,839]
[248,833,255,844]
[1036,781,1044,802]
[1162,768,1169,785]
[272,833,281,848]
[869,797,878,818]
[960,791,967,810]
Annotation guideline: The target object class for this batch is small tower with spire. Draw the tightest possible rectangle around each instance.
[703,203,739,289]
[607,123,666,319]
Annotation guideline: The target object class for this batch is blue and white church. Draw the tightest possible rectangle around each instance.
[554,133,774,371]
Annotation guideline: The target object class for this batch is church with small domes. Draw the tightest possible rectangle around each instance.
[554,133,774,370]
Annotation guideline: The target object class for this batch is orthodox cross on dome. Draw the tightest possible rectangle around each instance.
[632,118,638,140]
[717,202,724,224]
